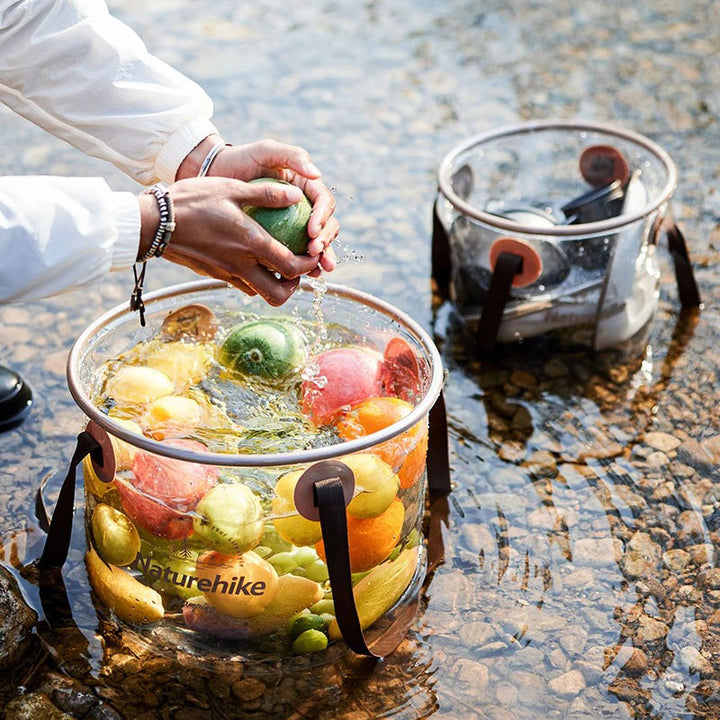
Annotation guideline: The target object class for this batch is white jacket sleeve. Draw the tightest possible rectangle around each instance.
[0,0,218,184]
[0,176,140,303]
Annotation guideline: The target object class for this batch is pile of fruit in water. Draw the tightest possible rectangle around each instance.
[84,303,428,654]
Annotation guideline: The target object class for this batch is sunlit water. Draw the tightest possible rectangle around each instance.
[2,0,720,718]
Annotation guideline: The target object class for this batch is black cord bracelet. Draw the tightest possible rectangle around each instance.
[139,183,176,262]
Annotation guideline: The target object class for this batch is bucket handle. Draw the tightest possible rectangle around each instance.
[37,424,107,569]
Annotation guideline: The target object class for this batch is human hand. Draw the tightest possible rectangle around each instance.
[138,177,330,306]
[176,135,338,272]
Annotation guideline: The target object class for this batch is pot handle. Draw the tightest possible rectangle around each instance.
[298,465,411,659]
[307,467,382,657]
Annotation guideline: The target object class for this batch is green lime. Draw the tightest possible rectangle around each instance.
[310,598,335,616]
[292,628,329,654]
[243,178,312,254]
[219,320,306,379]
[290,613,326,638]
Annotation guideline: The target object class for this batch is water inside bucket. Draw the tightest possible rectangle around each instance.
[65,280,443,666]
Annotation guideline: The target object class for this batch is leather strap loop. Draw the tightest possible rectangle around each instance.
[428,389,451,495]
[665,222,701,308]
[313,476,380,657]
[476,251,524,355]
[38,430,101,569]
[431,201,452,299]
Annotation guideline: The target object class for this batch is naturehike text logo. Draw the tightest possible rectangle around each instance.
[129,552,267,596]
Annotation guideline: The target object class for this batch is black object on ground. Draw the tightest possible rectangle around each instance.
[0,365,33,431]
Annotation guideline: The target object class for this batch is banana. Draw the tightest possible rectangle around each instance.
[328,547,417,640]
[86,547,164,624]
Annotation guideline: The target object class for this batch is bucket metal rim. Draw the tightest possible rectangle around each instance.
[436,118,678,237]
[67,279,444,468]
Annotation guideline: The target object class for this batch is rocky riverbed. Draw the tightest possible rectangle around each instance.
[2,0,720,718]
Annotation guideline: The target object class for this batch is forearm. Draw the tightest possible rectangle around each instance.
[0,176,139,303]
[0,0,217,184]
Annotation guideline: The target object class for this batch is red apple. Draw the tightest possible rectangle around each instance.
[116,438,218,540]
[301,347,383,426]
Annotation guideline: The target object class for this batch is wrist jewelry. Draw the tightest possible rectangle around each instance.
[138,183,175,262]
[197,141,230,177]
[131,183,175,327]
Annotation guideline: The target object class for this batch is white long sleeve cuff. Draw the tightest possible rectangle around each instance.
[0,0,218,184]
[0,177,140,303]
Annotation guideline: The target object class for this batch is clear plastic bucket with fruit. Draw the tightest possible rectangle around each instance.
[66,279,443,663]
[434,120,683,351]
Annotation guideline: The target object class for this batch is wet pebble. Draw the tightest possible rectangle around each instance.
[0,565,37,670]
[559,625,588,656]
[51,684,98,717]
[86,705,124,720]
[680,646,714,678]
[3,692,73,720]
[231,677,267,702]
[662,548,690,572]
[548,669,585,697]
[572,537,622,568]
[634,615,669,643]
[451,658,489,693]
[621,532,661,578]
[622,648,649,676]
[699,567,720,589]
[643,431,682,453]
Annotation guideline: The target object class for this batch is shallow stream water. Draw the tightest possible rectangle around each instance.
[2,1,720,718]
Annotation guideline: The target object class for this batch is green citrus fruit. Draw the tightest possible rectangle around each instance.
[243,178,312,254]
[219,320,307,379]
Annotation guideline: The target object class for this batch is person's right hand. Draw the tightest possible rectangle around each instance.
[137,177,327,306]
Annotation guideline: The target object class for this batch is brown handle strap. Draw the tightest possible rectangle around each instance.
[428,389,451,494]
[313,475,381,657]
[431,201,452,299]
[665,222,701,308]
[38,430,101,569]
[476,251,524,355]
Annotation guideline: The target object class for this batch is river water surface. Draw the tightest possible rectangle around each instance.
[2,1,720,718]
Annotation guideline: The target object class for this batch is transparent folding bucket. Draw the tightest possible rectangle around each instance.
[66,279,443,666]
[435,120,678,350]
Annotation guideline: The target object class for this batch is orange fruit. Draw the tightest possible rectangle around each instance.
[335,396,428,489]
[316,499,404,573]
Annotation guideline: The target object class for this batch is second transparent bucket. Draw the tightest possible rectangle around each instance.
[435,120,678,350]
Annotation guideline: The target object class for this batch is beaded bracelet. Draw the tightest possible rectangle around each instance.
[197,141,230,178]
[138,183,176,262]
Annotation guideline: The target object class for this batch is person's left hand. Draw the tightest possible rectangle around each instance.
[177,135,338,273]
